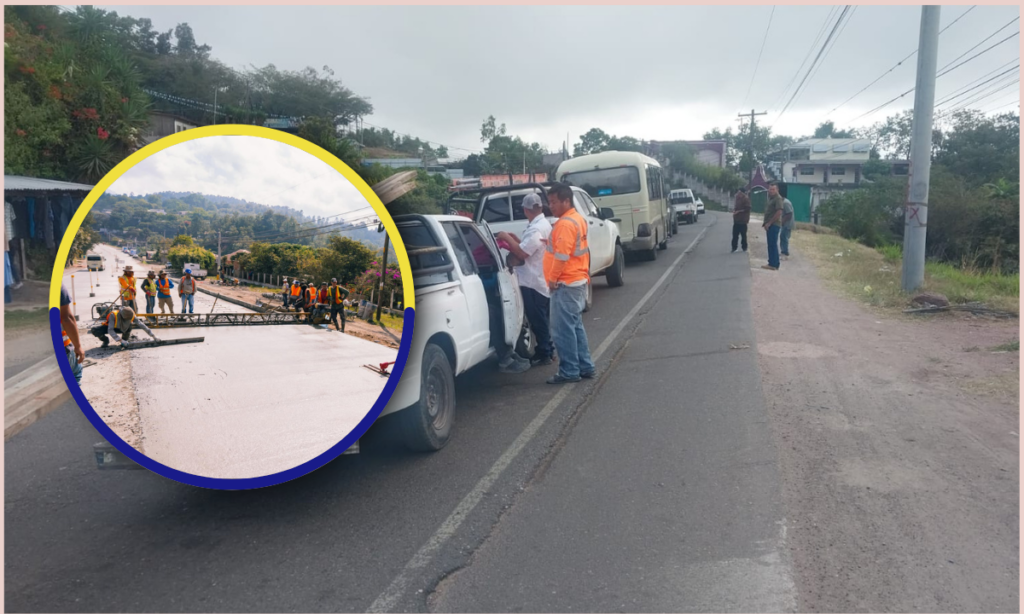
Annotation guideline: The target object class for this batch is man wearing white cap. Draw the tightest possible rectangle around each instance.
[495,192,555,365]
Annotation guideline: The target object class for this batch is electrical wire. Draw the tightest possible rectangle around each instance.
[935,64,1019,106]
[805,6,858,87]
[740,5,776,109]
[774,6,852,125]
[771,6,840,111]
[937,30,1020,78]
[936,16,1019,74]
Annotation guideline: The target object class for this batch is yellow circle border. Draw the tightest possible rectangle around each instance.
[50,124,415,312]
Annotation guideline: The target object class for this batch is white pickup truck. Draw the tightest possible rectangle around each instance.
[182,263,208,280]
[381,214,533,451]
[448,182,626,310]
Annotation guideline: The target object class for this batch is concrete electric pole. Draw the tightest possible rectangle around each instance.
[737,109,767,182]
[901,5,941,292]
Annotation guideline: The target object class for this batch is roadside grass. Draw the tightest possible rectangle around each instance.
[991,340,1019,352]
[799,230,1020,314]
[4,307,50,332]
[372,311,404,333]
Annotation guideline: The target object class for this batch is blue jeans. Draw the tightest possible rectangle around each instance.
[66,346,83,385]
[550,284,595,379]
[781,226,792,256]
[766,225,781,269]
[521,286,553,360]
[145,295,156,314]
[181,293,194,313]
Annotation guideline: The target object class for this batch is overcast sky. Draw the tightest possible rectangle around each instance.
[106,135,373,219]
[98,5,1019,155]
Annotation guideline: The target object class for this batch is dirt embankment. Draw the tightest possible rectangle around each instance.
[747,227,1018,612]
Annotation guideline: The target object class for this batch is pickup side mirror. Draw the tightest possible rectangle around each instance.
[599,207,619,222]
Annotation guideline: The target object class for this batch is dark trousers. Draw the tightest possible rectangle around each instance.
[731,223,748,251]
[521,286,553,360]
[330,305,346,332]
[90,325,130,346]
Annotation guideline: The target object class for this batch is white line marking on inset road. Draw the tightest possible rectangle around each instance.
[366,223,713,613]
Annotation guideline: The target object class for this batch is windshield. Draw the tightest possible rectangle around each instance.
[669,194,694,205]
[87,255,101,260]
[561,167,641,198]
[396,220,453,287]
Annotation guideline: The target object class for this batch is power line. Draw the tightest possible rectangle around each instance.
[935,64,1019,106]
[938,77,1020,118]
[934,57,1019,103]
[937,30,1019,78]
[740,5,776,109]
[981,98,1020,113]
[356,120,481,155]
[774,6,852,126]
[936,16,1019,74]
[805,6,858,87]
[771,6,840,111]
[827,6,976,116]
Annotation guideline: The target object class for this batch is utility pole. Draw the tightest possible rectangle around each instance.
[375,228,390,323]
[902,6,941,292]
[217,231,222,279]
[737,109,767,182]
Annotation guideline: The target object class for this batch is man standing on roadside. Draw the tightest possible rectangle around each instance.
[118,265,137,312]
[179,269,197,314]
[543,182,595,384]
[732,188,751,253]
[327,278,350,333]
[60,283,84,385]
[762,182,784,271]
[780,192,795,260]
[281,278,290,308]
[496,192,554,366]
[156,270,175,313]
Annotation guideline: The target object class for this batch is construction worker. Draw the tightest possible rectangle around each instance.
[327,278,350,332]
[290,279,302,311]
[90,306,157,348]
[141,270,158,319]
[179,268,197,314]
[304,282,318,313]
[156,270,175,313]
[60,283,84,385]
[118,265,137,313]
[281,278,290,308]
[543,182,595,384]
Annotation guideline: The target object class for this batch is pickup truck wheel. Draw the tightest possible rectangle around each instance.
[515,321,535,359]
[400,343,455,452]
[606,244,625,287]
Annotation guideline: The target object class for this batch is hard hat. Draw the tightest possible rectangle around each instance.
[331,278,337,283]
[120,306,135,319]
[184,269,192,274]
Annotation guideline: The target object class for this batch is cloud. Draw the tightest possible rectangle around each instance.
[106,136,371,219]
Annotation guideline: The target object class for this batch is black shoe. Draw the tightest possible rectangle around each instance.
[531,355,553,366]
[547,373,581,384]
[580,371,596,379]
[731,249,737,253]
[100,339,109,348]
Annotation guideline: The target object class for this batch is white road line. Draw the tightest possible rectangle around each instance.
[366,223,713,613]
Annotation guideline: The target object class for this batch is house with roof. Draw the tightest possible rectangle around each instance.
[776,137,875,186]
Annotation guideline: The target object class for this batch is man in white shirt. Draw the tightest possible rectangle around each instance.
[496,192,554,366]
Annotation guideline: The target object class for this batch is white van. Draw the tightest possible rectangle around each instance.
[557,151,670,262]
[669,189,698,225]
[86,253,104,271]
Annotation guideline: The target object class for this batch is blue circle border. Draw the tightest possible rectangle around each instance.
[52,306,415,490]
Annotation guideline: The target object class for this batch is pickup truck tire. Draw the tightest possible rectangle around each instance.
[515,321,535,359]
[399,343,455,452]
[606,244,625,287]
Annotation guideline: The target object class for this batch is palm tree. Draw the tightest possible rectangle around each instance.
[983,178,1019,200]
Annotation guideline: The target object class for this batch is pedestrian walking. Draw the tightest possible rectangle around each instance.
[179,269,197,314]
[90,306,157,348]
[118,265,137,313]
[281,278,290,308]
[496,192,554,366]
[762,182,784,270]
[543,182,595,384]
[141,271,158,318]
[780,195,795,259]
[60,284,84,385]
[327,278,349,332]
[156,270,175,313]
[732,188,751,253]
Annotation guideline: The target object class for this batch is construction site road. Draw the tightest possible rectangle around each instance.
[59,243,396,479]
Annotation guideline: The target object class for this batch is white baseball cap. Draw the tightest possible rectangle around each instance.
[522,193,543,210]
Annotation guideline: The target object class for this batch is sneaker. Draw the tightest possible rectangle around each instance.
[531,355,553,366]
[761,265,778,271]
[580,371,596,379]
[498,354,531,374]
[731,249,737,253]
[547,373,581,384]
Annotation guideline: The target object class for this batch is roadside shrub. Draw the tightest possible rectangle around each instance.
[818,178,904,247]
[877,243,902,263]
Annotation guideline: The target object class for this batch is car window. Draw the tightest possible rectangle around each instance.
[396,220,453,287]
[573,192,591,217]
[579,191,601,217]
[482,196,512,223]
[442,222,476,276]
[457,223,498,270]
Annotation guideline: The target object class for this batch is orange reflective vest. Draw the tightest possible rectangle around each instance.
[62,329,72,348]
[329,286,348,305]
[543,208,591,286]
[157,278,172,295]
[118,275,136,300]
[106,310,134,330]
[318,288,328,303]
[306,287,318,304]
[290,285,301,297]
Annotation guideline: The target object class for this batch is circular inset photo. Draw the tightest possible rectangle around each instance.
[50,125,415,489]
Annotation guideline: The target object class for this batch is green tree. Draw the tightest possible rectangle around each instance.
[574,128,611,156]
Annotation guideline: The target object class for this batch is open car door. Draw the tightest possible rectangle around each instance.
[479,221,524,347]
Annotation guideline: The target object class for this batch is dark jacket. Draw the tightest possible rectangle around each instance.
[733,192,752,225]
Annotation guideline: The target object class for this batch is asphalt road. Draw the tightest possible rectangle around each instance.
[6,212,792,612]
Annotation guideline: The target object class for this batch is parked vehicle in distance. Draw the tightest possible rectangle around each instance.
[695,197,705,215]
[669,189,698,225]
[182,263,208,280]
[457,182,626,311]
[385,214,532,451]
[557,150,669,262]
[86,252,104,271]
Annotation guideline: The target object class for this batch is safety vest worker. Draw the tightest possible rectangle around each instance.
[543,205,591,287]
[156,278,172,295]
[329,284,349,305]
[306,285,318,304]
[118,267,137,301]
[290,283,301,297]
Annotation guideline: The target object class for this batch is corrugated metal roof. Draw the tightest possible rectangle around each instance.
[4,175,95,192]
